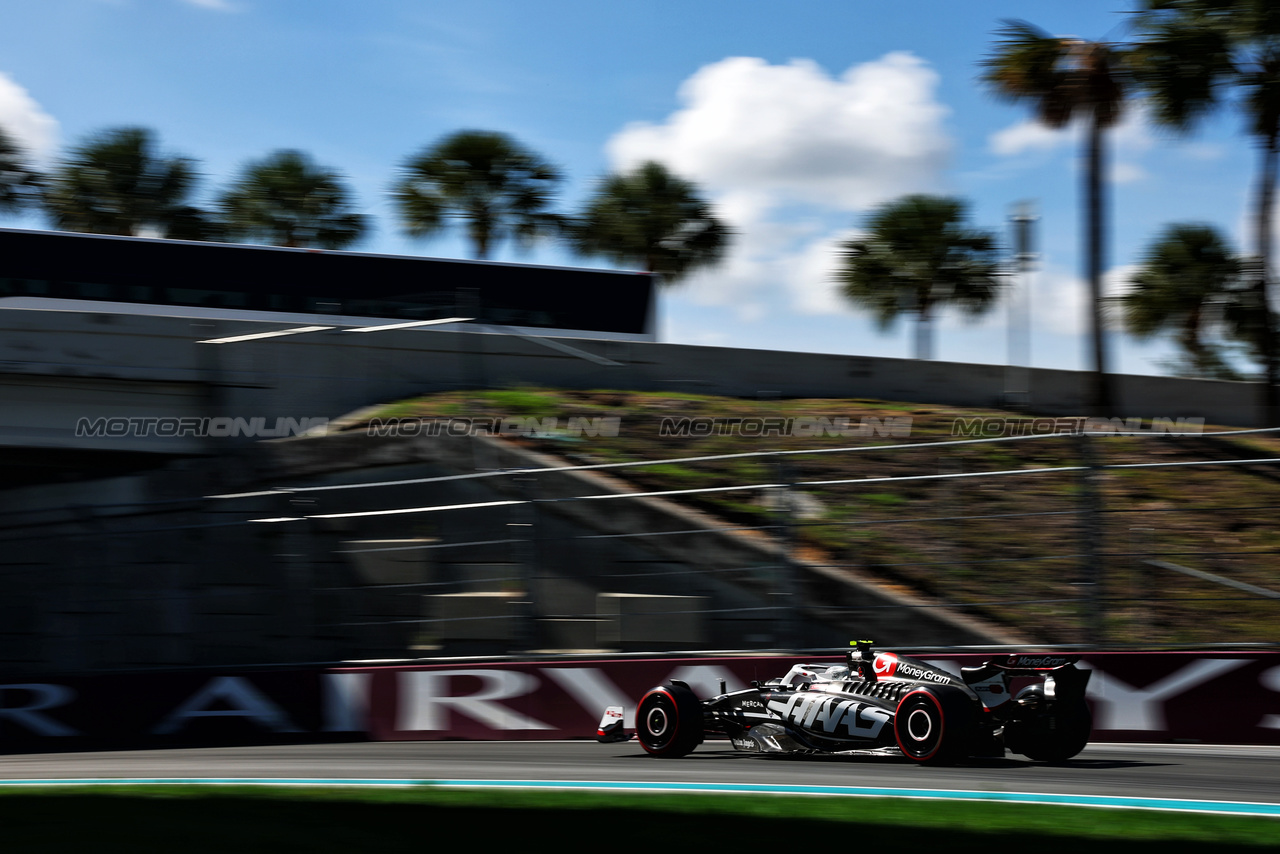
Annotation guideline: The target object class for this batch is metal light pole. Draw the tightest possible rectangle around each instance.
[1077,431,1106,646]
[1005,201,1036,408]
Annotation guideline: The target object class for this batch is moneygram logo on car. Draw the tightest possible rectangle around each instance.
[895,662,951,684]
[873,654,950,684]
[872,653,898,677]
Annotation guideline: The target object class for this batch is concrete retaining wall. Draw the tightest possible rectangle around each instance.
[0,310,1263,460]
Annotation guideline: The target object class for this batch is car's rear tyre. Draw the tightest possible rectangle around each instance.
[1008,686,1092,763]
[894,685,976,765]
[636,684,703,758]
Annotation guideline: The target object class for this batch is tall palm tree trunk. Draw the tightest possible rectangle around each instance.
[915,303,934,361]
[1256,133,1279,426]
[1085,113,1114,417]
[1181,307,1211,375]
[473,223,492,259]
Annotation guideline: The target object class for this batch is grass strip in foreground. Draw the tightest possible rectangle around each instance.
[1,785,1277,852]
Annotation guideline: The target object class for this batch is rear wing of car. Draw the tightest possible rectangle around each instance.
[963,653,1083,682]
[962,653,1090,706]
[988,654,1081,674]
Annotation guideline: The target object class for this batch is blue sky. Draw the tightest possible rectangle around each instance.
[0,0,1262,376]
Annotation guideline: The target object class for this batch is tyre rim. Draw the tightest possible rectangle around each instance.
[906,707,933,743]
[646,706,669,738]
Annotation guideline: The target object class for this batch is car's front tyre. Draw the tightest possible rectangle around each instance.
[636,683,703,758]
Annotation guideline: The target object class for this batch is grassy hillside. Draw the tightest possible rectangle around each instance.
[354,388,1280,647]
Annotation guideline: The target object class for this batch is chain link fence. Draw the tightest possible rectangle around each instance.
[2,422,1278,674]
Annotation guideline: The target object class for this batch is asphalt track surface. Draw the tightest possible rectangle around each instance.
[1,740,1278,809]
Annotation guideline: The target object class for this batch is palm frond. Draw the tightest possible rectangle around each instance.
[1119,223,1246,376]
[393,131,562,259]
[0,125,42,214]
[220,149,366,249]
[573,161,729,282]
[1131,4,1235,131]
[42,126,212,238]
[836,195,1004,347]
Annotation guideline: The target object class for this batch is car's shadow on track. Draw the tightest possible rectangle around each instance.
[609,747,1169,770]
[1005,758,1173,770]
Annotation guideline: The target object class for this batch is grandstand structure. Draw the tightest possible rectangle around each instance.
[0,227,656,341]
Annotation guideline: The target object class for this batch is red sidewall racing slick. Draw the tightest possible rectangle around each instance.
[893,685,976,764]
[636,684,704,758]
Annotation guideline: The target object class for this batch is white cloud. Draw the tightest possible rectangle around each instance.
[988,102,1153,160]
[606,53,953,320]
[1032,263,1136,336]
[0,73,58,159]
[989,119,1065,157]
[669,210,806,318]
[1111,107,1153,184]
[669,212,859,321]
[786,227,862,316]
[1113,161,1146,184]
[660,316,730,347]
[1112,104,1155,153]
[608,52,951,211]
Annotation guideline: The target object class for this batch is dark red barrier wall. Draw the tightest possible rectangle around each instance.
[0,668,335,752]
[2,652,1278,750]
[340,652,1280,745]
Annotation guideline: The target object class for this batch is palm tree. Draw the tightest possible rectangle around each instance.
[1119,223,1245,379]
[570,161,729,283]
[982,21,1130,414]
[42,126,218,239]
[837,195,1003,361]
[392,130,561,259]
[1132,0,1280,420]
[0,125,41,215]
[218,150,366,249]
